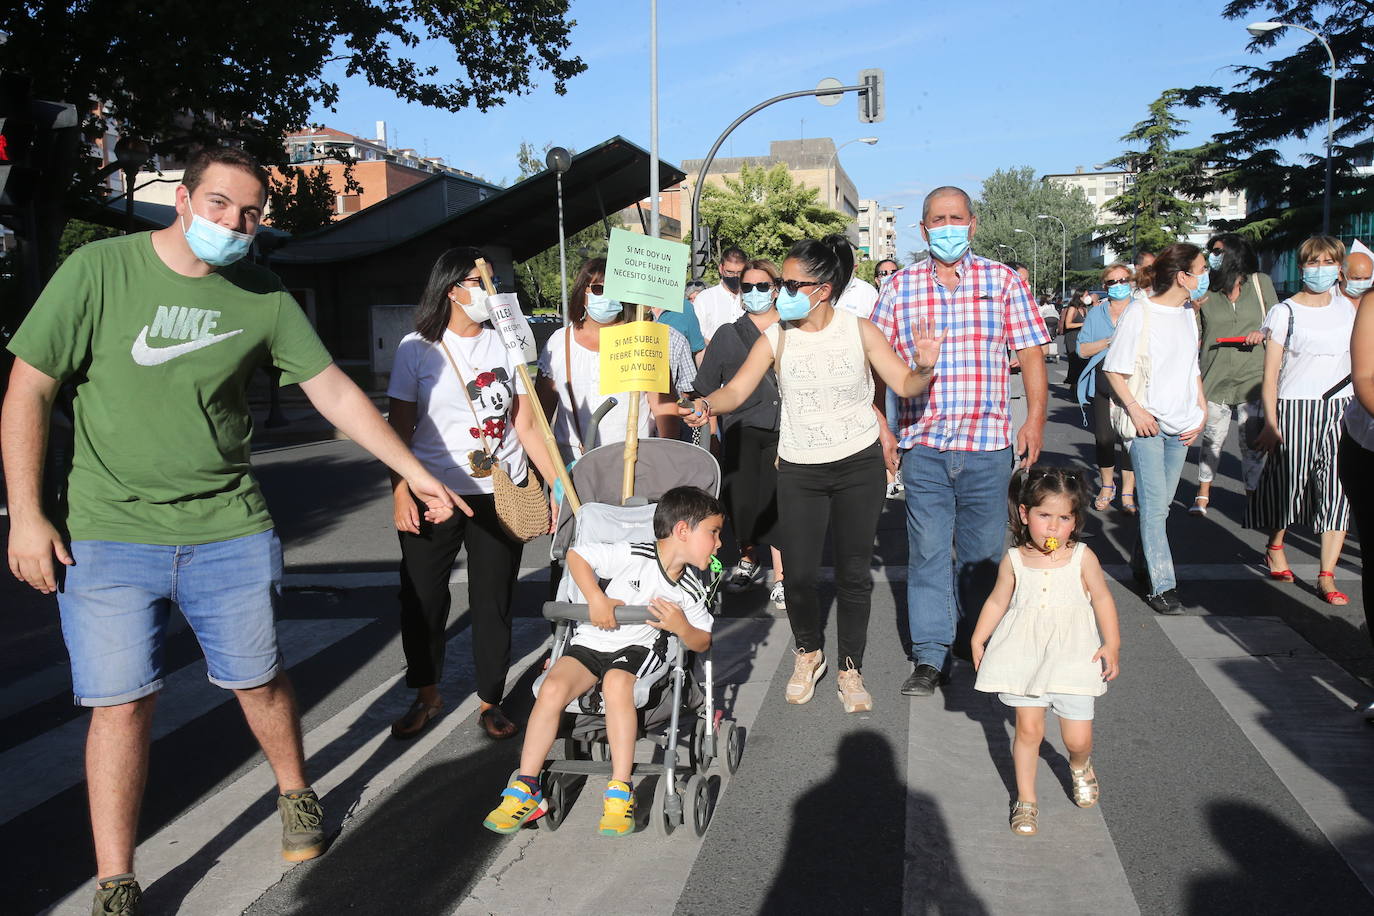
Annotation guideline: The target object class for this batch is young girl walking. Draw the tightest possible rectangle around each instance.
[970,468,1121,836]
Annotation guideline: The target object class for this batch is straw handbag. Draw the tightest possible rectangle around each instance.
[439,340,549,542]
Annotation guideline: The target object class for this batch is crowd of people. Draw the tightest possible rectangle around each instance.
[2,146,1371,912]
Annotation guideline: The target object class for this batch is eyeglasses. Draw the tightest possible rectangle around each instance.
[589,283,605,295]
[458,275,482,287]
[1208,247,1224,256]
[719,267,743,278]
[779,279,823,295]
[739,281,776,294]
[876,270,896,278]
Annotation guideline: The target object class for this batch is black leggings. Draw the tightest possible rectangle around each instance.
[1091,388,1133,478]
[776,441,886,669]
[721,425,780,550]
[1337,431,1374,641]
[397,492,523,703]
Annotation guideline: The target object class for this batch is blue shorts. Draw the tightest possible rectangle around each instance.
[998,691,1095,720]
[57,530,283,706]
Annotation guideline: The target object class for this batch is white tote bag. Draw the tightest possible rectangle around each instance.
[1109,303,1152,440]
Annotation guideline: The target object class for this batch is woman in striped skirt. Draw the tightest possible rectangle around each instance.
[1247,236,1356,605]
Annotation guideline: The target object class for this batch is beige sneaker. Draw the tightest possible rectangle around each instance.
[836,661,872,713]
[785,649,826,704]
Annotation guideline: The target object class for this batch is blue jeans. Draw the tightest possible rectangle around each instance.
[902,445,1014,670]
[57,530,283,706]
[1129,433,1188,595]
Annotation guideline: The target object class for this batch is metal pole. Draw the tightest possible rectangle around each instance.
[690,84,869,281]
[648,0,660,240]
[555,171,569,327]
[1318,35,1336,235]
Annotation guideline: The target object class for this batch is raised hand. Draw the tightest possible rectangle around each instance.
[912,321,946,372]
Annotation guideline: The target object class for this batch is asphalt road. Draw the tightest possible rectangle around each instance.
[2,359,1372,915]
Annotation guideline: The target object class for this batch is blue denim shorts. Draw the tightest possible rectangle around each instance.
[998,691,1095,720]
[57,530,283,706]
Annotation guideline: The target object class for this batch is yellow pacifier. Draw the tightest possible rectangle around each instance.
[1044,537,1060,551]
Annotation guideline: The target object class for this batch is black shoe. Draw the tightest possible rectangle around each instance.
[1145,589,1184,615]
[901,664,944,697]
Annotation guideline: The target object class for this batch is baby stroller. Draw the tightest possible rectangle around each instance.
[530,438,744,836]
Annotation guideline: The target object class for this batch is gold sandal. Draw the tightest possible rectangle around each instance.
[1010,800,1038,836]
[1071,759,1099,808]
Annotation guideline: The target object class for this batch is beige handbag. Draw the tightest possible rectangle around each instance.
[439,340,549,542]
[1109,303,1152,440]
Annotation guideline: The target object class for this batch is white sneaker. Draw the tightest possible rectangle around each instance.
[885,480,905,500]
[769,579,786,611]
[724,558,764,593]
[785,649,826,704]
[836,661,872,713]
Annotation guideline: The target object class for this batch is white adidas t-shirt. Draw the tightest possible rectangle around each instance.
[566,541,713,653]
[388,328,529,495]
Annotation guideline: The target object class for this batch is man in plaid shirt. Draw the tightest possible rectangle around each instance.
[870,186,1049,697]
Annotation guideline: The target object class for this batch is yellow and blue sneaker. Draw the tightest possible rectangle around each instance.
[598,780,635,836]
[483,777,546,834]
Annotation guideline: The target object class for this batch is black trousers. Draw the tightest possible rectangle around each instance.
[776,441,886,669]
[1091,387,1133,476]
[397,492,522,703]
[721,424,781,550]
[1337,431,1374,641]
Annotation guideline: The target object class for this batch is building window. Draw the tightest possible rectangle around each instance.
[337,194,362,214]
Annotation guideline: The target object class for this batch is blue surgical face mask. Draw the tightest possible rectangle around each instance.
[1208,251,1224,271]
[1188,271,1210,301]
[180,208,254,267]
[1106,282,1132,301]
[1302,264,1340,293]
[776,285,818,321]
[585,291,624,323]
[741,289,774,314]
[926,224,971,263]
[1346,278,1373,300]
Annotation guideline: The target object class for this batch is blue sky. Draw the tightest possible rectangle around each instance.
[308,0,1323,258]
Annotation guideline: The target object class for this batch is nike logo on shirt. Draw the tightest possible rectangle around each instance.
[131,326,244,365]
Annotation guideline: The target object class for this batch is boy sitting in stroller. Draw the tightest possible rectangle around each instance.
[484,486,724,837]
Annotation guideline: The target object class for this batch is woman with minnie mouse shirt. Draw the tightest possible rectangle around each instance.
[386,247,560,740]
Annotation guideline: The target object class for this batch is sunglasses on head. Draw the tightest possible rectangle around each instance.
[779,279,823,295]
[739,281,776,294]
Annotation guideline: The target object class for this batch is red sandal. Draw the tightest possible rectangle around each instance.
[1317,571,1348,606]
[1264,544,1295,582]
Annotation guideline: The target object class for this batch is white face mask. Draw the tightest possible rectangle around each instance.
[457,284,490,323]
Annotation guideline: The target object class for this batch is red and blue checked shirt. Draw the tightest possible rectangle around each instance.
[870,252,1048,452]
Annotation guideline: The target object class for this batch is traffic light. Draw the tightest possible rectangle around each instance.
[0,71,36,210]
[858,68,884,124]
[691,223,712,281]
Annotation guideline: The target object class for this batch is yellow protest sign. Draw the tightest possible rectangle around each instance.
[599,321,670,396]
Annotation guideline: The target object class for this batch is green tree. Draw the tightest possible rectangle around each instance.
[1095,90,1212,259]
[696,163,850,271]
[1178,0,1373,249]
[969,166,1097,298]
[511,141,609,313]
[266,162,364,237]
[56,219,120,267]
[0,2,584,212]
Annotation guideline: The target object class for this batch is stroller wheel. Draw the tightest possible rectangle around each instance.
[650,775,677,837]
[541,773,569,831]
[690,718,711,770]
[686,774,713,837]
[724,723,745,774]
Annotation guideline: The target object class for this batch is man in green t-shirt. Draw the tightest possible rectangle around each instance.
[2,147,467,913]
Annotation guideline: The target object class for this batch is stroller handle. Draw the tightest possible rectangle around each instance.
[542,601,654,624]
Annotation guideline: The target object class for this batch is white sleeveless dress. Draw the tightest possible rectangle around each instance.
[974,543,1107,698]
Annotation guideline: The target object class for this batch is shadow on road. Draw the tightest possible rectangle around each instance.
[761,730,985,915]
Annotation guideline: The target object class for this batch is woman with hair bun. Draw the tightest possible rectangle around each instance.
[1103,243,1209,615]
[684,235,942,714]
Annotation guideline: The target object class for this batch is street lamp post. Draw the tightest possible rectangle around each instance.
[827,136,878,210]
[1037,213,1067,302]
[1247,20,1337,235]
[546,147,573,326]
[996,243,1019,263]
[1013,228,1038,296]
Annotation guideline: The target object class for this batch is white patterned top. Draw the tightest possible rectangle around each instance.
[763,308,878,464]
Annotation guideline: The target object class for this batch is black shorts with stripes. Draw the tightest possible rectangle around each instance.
[562,643,653,680]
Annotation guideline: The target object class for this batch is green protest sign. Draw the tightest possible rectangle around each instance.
[602,226,689,313]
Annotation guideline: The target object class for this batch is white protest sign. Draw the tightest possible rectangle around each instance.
[487,293,538,364]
